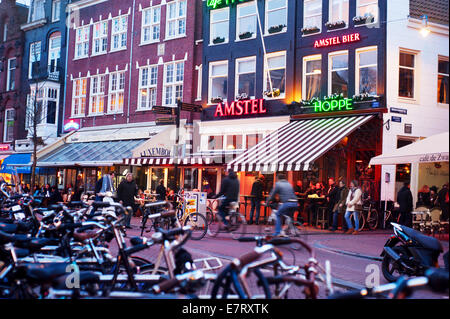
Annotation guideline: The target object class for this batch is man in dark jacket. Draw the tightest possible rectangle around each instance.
[397,182,413,227]
[155,179,167,201]
[249,176,264,225]
[437,183,449,221]
[117,173,138,228]
[326,178,339,229]
[216,169,240,226]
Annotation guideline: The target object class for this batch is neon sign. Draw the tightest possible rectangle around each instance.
[314,33,361,48]
[313,98,353,113]
[214,99,267,117]
[207,0,252,9]
[63,119,80,132]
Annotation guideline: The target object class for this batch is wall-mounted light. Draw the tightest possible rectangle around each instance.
[420,15,430,37]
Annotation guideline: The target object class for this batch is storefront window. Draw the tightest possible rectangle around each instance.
[357,47,377,95]
[303,55,321,100]
[329,51,348,97]
[208,135,223,150]
[210,8,229,44]
[85,168,98,193]
[237,1,257,40]
[236,57,256,98]
[399,51,415,98]
[264,51,286,98]
[202,168,218,197]
[184,168,198,191]
[438,57,449,104]
[226,135,243,150]
[246,133,263,149]
[209,61,228,102]
[150,168,165,191]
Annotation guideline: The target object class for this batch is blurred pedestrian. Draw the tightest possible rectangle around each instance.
[397,181,413,228]
[330,180,348,232]
[437,183,449,221]
[345,180,363,234]
[117,173,138,229]
[326,178,339,229]
[156,179,167,201]
[249,176,264,225]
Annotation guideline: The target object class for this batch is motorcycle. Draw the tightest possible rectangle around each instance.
[381,222,445,282]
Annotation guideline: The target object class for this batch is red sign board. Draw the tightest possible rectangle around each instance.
[214,99,267,117]
[314,33,361,48]
[0,144,10,151]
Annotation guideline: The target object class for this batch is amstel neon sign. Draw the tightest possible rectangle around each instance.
[313,98,353,113]
[214,98,267,117]
[207,0,252,9]
[314,33,361,48]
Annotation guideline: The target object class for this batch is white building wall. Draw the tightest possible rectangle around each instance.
[383,0,449,204]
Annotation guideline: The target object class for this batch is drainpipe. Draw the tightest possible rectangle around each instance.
[61,1,71,135]
[126,0,136,124]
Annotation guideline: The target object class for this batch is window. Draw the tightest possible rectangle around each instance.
[303,55,322,100]
[6,58,16,91]
[139,66,158,110]
[111,16,128,51]
[438,57,449,104]
[75,26,90,59]
[208,136,223,150]
[72,78,87,117]
[264,51,286,98]
[226,135,243,150]
[210,8,229,44]
[356,47,377,95]
[329,51,348,96]
[304,0,322,30]
[29,41,41,79]
[237,1,257,40]
[142,6,161,44]
[48,34,61,74]
[266,0,287,33]
[108,72,125,113]
[356,0,378,22]
[93,21,108,55]
[4,109,14,142]
[31,0,45,22]
[246,133,263,149]
[329,0,349,25]
[52,0,61,22]
[166,0,186,39]
[209,61,228,103]
[90,75,105,115]
[399,52,415,98]
[236,57,256,98]
[163,61,184,106]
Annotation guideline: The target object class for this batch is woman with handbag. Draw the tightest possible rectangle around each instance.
[344,180,363,235]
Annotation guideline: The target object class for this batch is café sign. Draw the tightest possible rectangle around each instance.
[63,119,80,132]
[314,33,361,48]
[207,0,251,9]
[313,98,354,113]
[142,147,171,157]
[214,98,267,117]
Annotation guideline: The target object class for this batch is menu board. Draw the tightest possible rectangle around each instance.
[184,192,207,215]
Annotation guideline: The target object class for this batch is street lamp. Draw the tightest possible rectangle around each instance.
[420,15,430,37]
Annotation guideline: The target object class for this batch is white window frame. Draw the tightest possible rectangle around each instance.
[31,0,45,22]
[264,51,286,99]
[3,109,15,142]
[163,61,184,106]
[398,49,418,100]
[52,0,61,22]
[196,64,202,101]
[74,26,90,59]
[138,65,158,110]
[235,56,256,99]
[236,1,257,41]
[356,46,377,95]
[111,15,128,52]
[89,74,106,115]
[208,60,228,104]
[141,6,161,44]
[6,58,16,91]
[303,0,322,31]
[108,71,126,113]
[92,20,108,56]
[209,7,229,45]
[438,56,449,105]
[356,0,378,23]
[328,50,349,96]
[302,54,322,100]
[329,0,349,26]
[165,0,187,40]
[265,0,288,35]
[72,78,87,117]
[29,41,41,79]
[48,35,61,74]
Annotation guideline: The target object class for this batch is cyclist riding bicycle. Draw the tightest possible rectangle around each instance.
[214,169,240,229]
[265,173,298,237]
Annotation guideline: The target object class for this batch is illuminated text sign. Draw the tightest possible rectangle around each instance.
[214,99,267,117]
[207,0,251,9]
[314,33,361,48]
[63,119,80,132]
[313,98,353,113]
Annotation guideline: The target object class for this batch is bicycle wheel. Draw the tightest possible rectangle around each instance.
[229,213,247,240]
[207,213,221,238]
[350,212,365,231]
[206,207,214,225]
[367,209,379,230]
[183,212,208,240]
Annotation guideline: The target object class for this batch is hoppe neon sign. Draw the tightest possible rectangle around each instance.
[314,33,361,48]
[313,98,353,113]
[207,0,251,9]
[214,98,267,117]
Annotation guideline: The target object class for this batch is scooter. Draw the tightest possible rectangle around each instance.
[381,222,445,282]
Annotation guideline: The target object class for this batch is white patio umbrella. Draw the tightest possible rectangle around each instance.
[370,132,449,165]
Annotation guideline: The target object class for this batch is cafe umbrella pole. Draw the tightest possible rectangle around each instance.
[174,99,181,192]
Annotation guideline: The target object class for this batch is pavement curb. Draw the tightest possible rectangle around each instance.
[313,242,383,262]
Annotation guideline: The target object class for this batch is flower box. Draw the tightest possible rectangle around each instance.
[236,93,250,101]
[301,26,320,35]
[238,31,254,40]
[212,37,225,44]
[211,97,223,103]
[325,20,346,30]
[268,24,286,34]
[353,14,375,26]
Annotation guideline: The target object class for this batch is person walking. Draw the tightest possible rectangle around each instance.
[330,180,349,232]
[397,181,413,228]
[437,183,449,221]
[344,180,363,235]
[117,173,138,229]
[95,172,115,201]
[249,176,264,225]
[215,169,240,227]
[326,178,339,229]
[156,179,167,201]
[265,173,298,237]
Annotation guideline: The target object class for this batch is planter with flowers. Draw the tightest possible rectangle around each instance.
[239,31,254,40]
[268,24,287,34]
[325,20,346,30]
[301,26,320,35]
[211,96,224,104]
[353,13,375,26]
[212,37,225,44]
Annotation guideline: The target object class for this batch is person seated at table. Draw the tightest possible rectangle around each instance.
[294,180,306,223]
[429,186,439,208]
[417,185,431,207]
